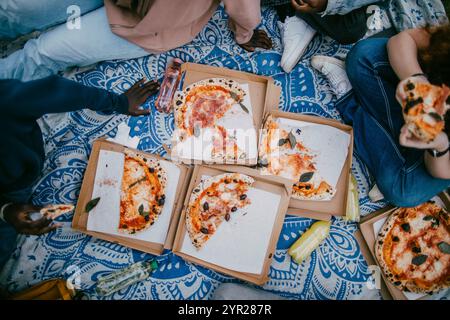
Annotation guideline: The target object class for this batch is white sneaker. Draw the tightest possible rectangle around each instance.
[311,55,352,98]
[368,184,385,202]
[279,16,316,73]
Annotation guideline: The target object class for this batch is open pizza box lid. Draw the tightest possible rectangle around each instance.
[72,139,193,256]
[171,164,293,285]
[263,107,354,220]
[357,192,450,300]
[171,62,281,166]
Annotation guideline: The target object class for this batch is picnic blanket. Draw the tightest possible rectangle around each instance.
[0,6,443,300]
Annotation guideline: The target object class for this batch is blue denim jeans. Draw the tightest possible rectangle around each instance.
[0,1,149,81]
[0,0,103,39]
[0,186,33,271]
[336,38,450,207]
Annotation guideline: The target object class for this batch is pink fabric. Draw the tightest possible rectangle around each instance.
[104,0,261,53]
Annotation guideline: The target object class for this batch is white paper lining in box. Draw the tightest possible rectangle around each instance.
[86,149,181,244]
[179,174,281,275]
[273,118,351,200]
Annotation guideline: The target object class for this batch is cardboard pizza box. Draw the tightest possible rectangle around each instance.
[171,164,293,285]
[262,108,354,220]
[357,192,450,300]
[72,139,193,255]
[171,62,282,166]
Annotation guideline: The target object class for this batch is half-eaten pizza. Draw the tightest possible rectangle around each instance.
[172,78,256,163]
[375,202,450,294]
[258,115,335,201]
[119,150,167,234]
[402,81,450,142]
[185,173,254,249]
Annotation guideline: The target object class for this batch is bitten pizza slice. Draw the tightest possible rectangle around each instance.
[402,81,450,142]
[119,150,167,234]
[375,202,450,294]
[185,173,254,249]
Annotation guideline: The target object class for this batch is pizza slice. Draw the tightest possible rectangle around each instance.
[375,202,450,294]
[185,173,254,249]
[402,81,450,142]
[258,115,334,200]
[40,204,74,219]
[119,150,167,234]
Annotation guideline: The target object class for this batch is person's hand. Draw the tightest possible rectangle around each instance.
[239,29,273,52]
[399,126,449,151]
[3,204,61,235]
[124,78,160,116]
[395,74,429,106]
[291,0,328,13]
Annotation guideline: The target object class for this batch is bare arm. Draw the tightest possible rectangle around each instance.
[387,28,431,80]
[391,29,450,180]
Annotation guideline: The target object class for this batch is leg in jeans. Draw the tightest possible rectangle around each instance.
[0,7,149,81]
[297,6,369,44]
[0,0,104,39]
[0,186,33,271]
[336,38,450,207]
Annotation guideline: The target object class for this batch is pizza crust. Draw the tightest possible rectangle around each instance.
[375,202,450,295]
[185,173,254,249]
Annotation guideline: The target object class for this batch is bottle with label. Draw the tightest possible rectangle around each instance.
[95,259,158,297]
[155,58,183,113]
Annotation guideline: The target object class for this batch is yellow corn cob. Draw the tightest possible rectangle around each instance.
[288,220,331,264]
[345,173,360,222]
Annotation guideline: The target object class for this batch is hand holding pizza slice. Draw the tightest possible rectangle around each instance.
[400,80,450,142]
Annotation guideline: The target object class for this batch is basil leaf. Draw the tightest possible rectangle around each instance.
[288,131,297,149]
[85,197,100,213]
[278,138,287,146]
[423,215,434,221]
[428,112,443,121]
[438,242,450,254]
[411,254,428,266]
[229,91,239,101]
[138,204,144,215]
[299,172,314,183]
[239,102,249,114]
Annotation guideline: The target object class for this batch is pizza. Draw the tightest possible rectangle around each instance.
[40,204,74,219]
[172,78,255,162]
[402,81,450,142]
[258,115,334,201]
[375,202,450,294]
[173,78,246,137]
[185,173,254,249]
[119,150,167,234]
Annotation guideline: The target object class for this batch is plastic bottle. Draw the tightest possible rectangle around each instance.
[155,58,183,113]
[95,259,158,297]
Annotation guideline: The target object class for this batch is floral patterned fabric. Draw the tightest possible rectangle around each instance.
[0,6,447,300]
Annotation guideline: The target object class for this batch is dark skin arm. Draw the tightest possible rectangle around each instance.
[239,29,273,52]
[291,0,328,13]
[1,80,159,236]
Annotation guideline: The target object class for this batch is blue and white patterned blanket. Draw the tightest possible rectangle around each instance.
[0,6,443,300]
